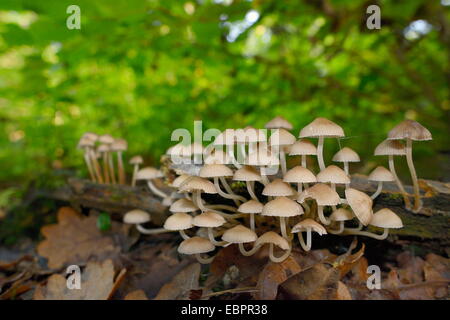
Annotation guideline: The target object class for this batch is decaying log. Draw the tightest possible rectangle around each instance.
[30,175,449,241]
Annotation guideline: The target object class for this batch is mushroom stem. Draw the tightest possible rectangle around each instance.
[83,149,96,182]
[300,201,310,215]
[195,191,243,219]
[249,213,255,231]
[297,229,312,251]
[279,148,287,175]
[301,155,307,168]
[238,243,261,256]
[136,225,172,235]
[247,181,258,201]
[342,228,389,240]
[371,182,383,200]
[297,183,303,193]
[317,136,326,171]
[327,221,345,234]
[220,177,247,202]
[317,205,331,225]
[280,217,289,239]
[117,151,126,185]
[269,243,291,263]
[195,253,214,264]
[343,162,349,175]
[206,204,237,212]
[345,221,363,231]
[213,177,245,205]
[90,149,104,183]
[238,143,247,163]
[259,167,270,186]
[108,152,116,184]
[179,230,190,240]
[388,155,411,210]
[146,180,168,199]
[207,228,227,246]
[405,138,422,212]
[131,164,139,187]
[227,146,242,169]
[102,153,110,184]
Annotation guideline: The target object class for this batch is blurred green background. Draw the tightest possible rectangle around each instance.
[0,0,449,188]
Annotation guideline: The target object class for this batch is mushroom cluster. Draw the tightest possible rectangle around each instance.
[137,116,425,264]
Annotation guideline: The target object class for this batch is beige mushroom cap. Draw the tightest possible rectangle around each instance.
[345,188,373,226]
[238,199,264,214]
[289,139,317,156]
[317,165,350,184]
[169,198,198,213]
[123,209,151,224]
[370,208,403,229]
[129,155,143,165]
[262,179,295,197]
[167,143,192,157]
[214,129,236,146]
[77,137,95,148]
[190,142,204,155]
[291,219,327,235]
[283,166,317,184]
[235,127,267,143]
[179,177,218,194]
[387,120,432,141]
[136,167,163,180]
[204,149,232,165]
[164,212,193,230]
[199,164,233,178]
[269,128,296,146]
[178,237,215,255]
[374,139,406,156]
[330,208,354,221]
[255,231,290,250]
[332,147,360,162]
[233,165,261,182]
[222,225,257,243]
[299,117,345,138]
[82,132,98,142]
[262,196,304,217]
[192,211,226,228]
[245,147,280,166]
[110,138,128,152]
[99,134,115,144]
[97,144,110,153]
[368,166,395,182]
[265,116,293,130]
[297,183,340,206]
[171,174,191,188]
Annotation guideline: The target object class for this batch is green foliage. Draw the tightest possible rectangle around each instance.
[97,212,112,231]
[0,0,448,186]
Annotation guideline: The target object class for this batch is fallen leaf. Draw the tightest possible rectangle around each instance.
[37,207,123,269]
[33,259,125,300]
[336,281,352,300]
[254,256,301,300]
[154,263,201,300]
[124,290,148,300]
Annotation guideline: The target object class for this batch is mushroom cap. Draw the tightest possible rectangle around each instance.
[262,179,295,197]
[255,231,290,250]
[297,183,340,206]
[235,127,267,143]
[77,137,95,148]
[245,147,280,166]
[317,165,350,184]
[99,134,115,144]
[330,208,354,221]
[129,155,143,165]
[97,144,110,153]
[299,117,345,138]
[332,147,360,162]
[190,142,204,155]
[171,174,191,188]
[291,219,327,235]
[192,211,226,228]
[233,165,261,182]
[199,164,233,178]
[289,139,317,156]
[387,120,432,141]
[204,149,232,165]
[374,139,406,156]
[368,166,395,182]
[262,196,304,217]
[82,132,98,142]
[269,128,296,146]
[136,167,163,180]
[283,166,317,183]
[178,237,215,255]
[167,143,192,157]
[163,212,193,230]
[264,116,293,130]
[179,177,218,194]
[370,208,403,229]
[238,200,264,214]
[123,209,151,224]
[110,138,128,151]
[222,225,257,243]
[345,188,373,226]
[169,198,198,213]
[214,129,236,146]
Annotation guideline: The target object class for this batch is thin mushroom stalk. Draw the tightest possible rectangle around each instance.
[342,228,389,240]
[269,243,291,263]
[117,151,126,185]
[212,177,246,204]
[238,243,261,256]
[344,221,363,231]
[195,254,215,264]
[317,136,326,171]
[371,182,384,200]
[297,229,313,251]
[279,217,289,239]
[259,167,270,185]
[220,177,247,203]
[327,221,345,234]
[301,155,307,168]
[136,225,173,235]
[108,152,116,184]
[131,164,139,187]
[405,139,422,212]
[102,152,110,184]
[83,149,96,182]
[247,181,258,201]
[279,147,287,175]
[207,228,227,246]
[388,155,411,209]
[249,213,255,231]
[317,205,331,225]
[146,180,168,199]
[194,191,243,220]
[179,230,190,240]
[90,149,104,183]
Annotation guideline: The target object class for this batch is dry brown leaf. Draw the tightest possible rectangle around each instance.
[33,259,125,300]
[37,207,122,269]
[254,256,301,300]
[124,290,148,300]
[333,242,365,279]
[154,263,201,300]
[336,281,352,300]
